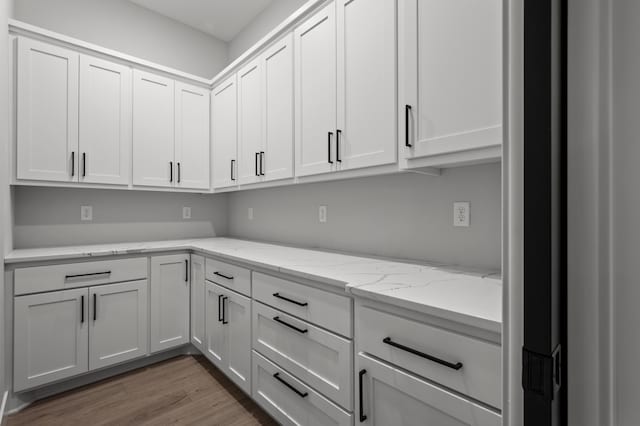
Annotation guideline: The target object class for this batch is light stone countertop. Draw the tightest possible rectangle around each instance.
[5,237,502,333]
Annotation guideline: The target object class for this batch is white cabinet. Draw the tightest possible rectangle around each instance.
[89,280,148,370]
[237,58,264,185]
[356,353,501,426]
[16,38,79,182]
[399,0,502,168]
[190,254,206,352]
[14,288,88,391]
[150,254,190,353]
[79,55,132,185]
[212,75,238,189]
[132,70,175,188]
[204,282,251,394]
[294,1,337,177]
[336,0,397,170]
[175,82,210,190]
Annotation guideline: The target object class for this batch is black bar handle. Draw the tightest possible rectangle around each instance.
[218,294,223,322]
[273,292,308,307]
[383,337,463,370]
[71,152,75,177]
[177,162,181,183]
[81,295,84,323]
[213,271,234,280]
[255,152,260,176]
[93,293,97,321]
[231,159,236,181]
[260,151,265,175]
[405,105,412,147]
[185,259,189,282]
[82,152,86,177]
[222,296,228,324]
[273,372,308,398]
[336,129,342,162]
[169,161,173,182]
[359,369,367,422]
[65,271,111,279]
[328,132,334,164]
[273,316,307,334]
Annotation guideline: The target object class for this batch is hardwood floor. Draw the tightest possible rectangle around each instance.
[7,355,278,426]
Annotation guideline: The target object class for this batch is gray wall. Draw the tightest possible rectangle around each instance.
[229,0,306,61]
[13,0,228,77]
[227,164,502,270]
[13,187,228,248]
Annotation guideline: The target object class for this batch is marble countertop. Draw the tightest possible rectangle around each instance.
[5,238,502,333]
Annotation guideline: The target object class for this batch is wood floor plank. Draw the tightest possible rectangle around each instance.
[7,355,278,426]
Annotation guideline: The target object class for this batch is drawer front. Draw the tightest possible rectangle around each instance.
[253,351,353,426]
[205,258,251,296]
[252,301,353,410]
[356,305,501,409]
[14,258,148,295]
[252,272,352,338]
[356,353,501,426]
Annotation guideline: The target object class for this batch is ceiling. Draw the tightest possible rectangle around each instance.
[129,0,274,42]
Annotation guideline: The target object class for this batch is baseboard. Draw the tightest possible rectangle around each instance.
[0,390,8,425]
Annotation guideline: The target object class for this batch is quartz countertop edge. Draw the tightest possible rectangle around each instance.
[5,238,502,332]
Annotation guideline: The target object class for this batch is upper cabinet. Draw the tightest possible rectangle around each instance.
[212,75,238,189]
[399,0,502,168]
[237,57,264,186]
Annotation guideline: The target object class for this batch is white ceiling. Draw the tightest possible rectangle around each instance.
[129,0,274,41]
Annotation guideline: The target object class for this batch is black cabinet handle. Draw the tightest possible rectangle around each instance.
[359,369,367,422]
[177,162,181,183]
[218,294,223,322]
[336,129,342,162]
[81,295,84,323]
[255,152,260,176]
[185,259,189,282]
[213,271,234,280]
[65,271,111,279]
[71,152,75,177]
[82,152,86,177]
[222,296,228,324]
[273,292,308,307]
[93,293,97,321]
[169,161,173,182]
[231,159,236,181]
[405,105,412,147]
[328,132,334,164]
[260,151,265,176]
[383,337,463,370]
[273,372,308,398]
[273,316,307,334]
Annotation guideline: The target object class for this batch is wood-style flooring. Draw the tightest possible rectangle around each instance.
[7,355,278,426]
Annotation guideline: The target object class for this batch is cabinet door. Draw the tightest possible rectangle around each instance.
[132,70,175,188]
[294,1,337,177]
[400,0,502,161]
[336,0,397,171]
[175,82,210,190]
[16,38,78,182]
[262,33,294,182]
[237,59,264,185]
[79,55,132,185]
[223,289,251,394]
[89,281,148,370]
[356,353,501,426]
[204,281,226,369]
[14,288,88,391]
[212,75,238,189]
[150,254,190,353]
[190,254,206,352]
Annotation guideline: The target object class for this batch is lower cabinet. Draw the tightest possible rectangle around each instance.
[190,254,206,352]
[355,353,501,426]
[204,281,251,394]
[150,254,190,353]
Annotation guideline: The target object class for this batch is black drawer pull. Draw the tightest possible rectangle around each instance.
[185,259,189,282]
[328,131,334,164]
[82,152,86,177]
[273,292,308,307]
[255,152,260,176]
[405,104,412,147]
[222,296,228,324]
[80,295,85,323]
[260,151,265,176]
[273,316,307,334]
[93,293,97,321]
[213,271,234,280]
[65,271,111,279]
[71,152,75,177]
[359,369,367,422]
[231,159,236,181]
[383,337,463,370]
[336,129,342,162]
[170,161,173,182]
[177,162,181,183]
[218,294,224,322]
[273,372,308,398]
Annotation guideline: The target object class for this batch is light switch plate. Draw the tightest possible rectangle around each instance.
[453,202,470,227]
[183,207,191,220]
[81,205,93,221]
[319,205,327,223]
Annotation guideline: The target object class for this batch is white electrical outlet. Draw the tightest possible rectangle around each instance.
[453,202,470,227]
[248,207,254,221]
[318,205,328,223]
[81,205,93,221]
[183,207,192,220]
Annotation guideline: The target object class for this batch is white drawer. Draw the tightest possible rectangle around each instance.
[356,305,501,409]
[252,272,352,338]
[205,258,251,296]
[253,351,352,426]
[252,301,353,410]
[14,258,148,296]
